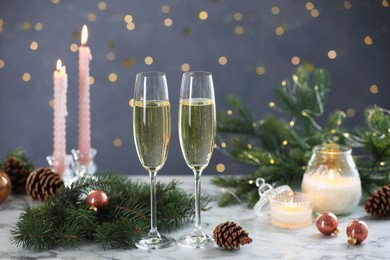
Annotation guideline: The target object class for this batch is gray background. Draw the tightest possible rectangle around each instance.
[0,0,389,175]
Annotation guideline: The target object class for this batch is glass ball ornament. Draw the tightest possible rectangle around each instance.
[85,190,108,211]
[346,220,369,245]
[0,171,12,203]
[316,212,340,236]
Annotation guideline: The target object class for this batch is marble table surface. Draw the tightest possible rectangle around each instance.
[0,175,389,260]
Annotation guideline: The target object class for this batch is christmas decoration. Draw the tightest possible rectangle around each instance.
[364,184,390,217]
[346,220,369,245]
[302,144,361,215]
[86,190,108,211]
[11,173,211,251]
[213,64,390,207]
[213,221,252,250]
[0,171,12,203]
[26,167,64,201]
[0,148,34,194]
[316,212,340,236]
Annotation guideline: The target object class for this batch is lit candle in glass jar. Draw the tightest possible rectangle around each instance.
[301,144,361,215]
[269,192,313,229]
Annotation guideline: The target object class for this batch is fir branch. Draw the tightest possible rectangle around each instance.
[215,64,390,207]
[11,173,211,251]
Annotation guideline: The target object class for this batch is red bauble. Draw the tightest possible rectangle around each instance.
[85,190,108,211]
[0,171,12,203]
[316,212,340,236]
[346,220,369,245]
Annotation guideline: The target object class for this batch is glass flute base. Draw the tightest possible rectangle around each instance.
[178,233,213,249]
[136,235,176,250]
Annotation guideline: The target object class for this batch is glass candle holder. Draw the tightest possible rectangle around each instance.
[301,143,361,215]
[71,148,97,178]
[46,154,76,187]
[253,178,292,216]
[269,191,313,229]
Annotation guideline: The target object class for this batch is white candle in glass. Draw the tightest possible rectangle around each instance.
[301,169,361,215]
[270,192,312,229]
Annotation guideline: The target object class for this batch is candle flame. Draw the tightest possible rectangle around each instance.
[56,59,62,71]
[81,25,88,45]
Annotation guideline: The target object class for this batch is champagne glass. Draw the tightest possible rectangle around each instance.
[178,71,216,248]
[133,72,175,249]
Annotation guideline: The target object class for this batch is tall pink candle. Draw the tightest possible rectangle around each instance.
[53,59,68,173]
[78,25,92,165]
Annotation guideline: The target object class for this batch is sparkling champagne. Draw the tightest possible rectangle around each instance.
[134,100,171,172]
[179,98,216,170]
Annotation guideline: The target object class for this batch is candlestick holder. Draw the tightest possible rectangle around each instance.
[46,154,76,187]
[71,148,97,178]
[269,191,313,229]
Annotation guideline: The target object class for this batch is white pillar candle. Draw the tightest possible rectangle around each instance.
[301,171,361,215]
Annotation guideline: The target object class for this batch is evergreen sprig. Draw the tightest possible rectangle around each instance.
[11,173,211,251]
[213,64,390,207]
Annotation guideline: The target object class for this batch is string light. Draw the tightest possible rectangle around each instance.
[346,108,356,117]
[108,73,117,82]
[370,84,379,94]
[87,13,96,22]
[306,2,314,11]
[328,50,337,59]
[22,72,31,82]
[113,138,122,147]
[364,36,373,46]
[161,5,170,13]
[270,159,275,164]
[234,26,244,35]
[271,6,280,15]
[98,2,107,10]
[247,144,252,149]
[227,109,233,115]
[256,66,265,75]
[269,102,275,108]
[216,163,225,173]
[69,43,78,52]
[291,56,300,65]
[144,56,153,65]
[181,63,190,72]
[34,22,43,31]
[164,18,173,27]
[218,56,228,65]
[199,11,208,20]
[221,142,227,148]
[30,41,38,51]
[344,1,352,9]
[248,180,254,184]
[89,76,95,85]
[282,140,288,146]
[0,59,4,69]
[106,52,115,61]
[129,98,134,108]
[233,12,243,21]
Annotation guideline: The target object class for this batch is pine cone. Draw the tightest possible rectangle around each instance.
[364,184,390,217]
[26,167,64,201]
[3,156,33,194]
[213,221,253,250]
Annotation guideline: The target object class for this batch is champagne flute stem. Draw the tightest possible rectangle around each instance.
[193,169,203,235]
[148,170,160,238]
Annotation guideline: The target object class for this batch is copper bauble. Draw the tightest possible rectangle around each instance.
[0,171,12,203]
[85,190,108,211]
[346,220,369,245]
[316,212,340,236]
